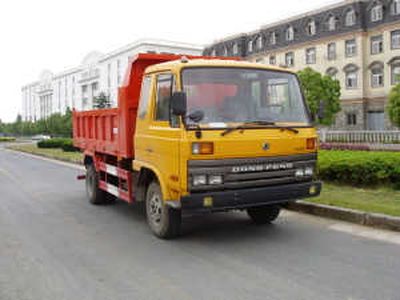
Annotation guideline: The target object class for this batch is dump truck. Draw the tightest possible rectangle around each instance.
[73,53,322,238]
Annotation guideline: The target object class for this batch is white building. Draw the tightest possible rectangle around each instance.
[21,39,203,121]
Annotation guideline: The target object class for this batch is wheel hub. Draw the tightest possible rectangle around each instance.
[149,193,162,224]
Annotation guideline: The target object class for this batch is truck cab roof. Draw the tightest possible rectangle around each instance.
[145,58,295,75]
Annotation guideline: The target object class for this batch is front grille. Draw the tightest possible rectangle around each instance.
[188,153,317,192]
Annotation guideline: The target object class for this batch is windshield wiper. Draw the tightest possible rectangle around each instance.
[221,121,299,137]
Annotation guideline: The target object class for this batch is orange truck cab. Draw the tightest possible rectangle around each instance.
[73,53,322,239]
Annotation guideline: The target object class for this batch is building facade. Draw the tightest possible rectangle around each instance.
[204,0,400,130]
[21,39,203,121]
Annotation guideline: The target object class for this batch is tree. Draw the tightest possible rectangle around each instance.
[388,84,400,128]
[297,68,341,126]
[93,92,111,109]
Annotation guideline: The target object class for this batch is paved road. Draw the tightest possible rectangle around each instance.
[1,146,400,300]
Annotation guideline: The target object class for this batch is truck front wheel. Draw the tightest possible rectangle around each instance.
[146,181,181,239]
[86,164,109,205]
[247,205,281,225]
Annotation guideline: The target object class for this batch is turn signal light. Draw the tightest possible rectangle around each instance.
[192,142,214,155]
[306,138,317,150]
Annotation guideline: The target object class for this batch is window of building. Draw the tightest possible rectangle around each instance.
[367,111,385,130]
[391,0,400,15]
[391,30,400,49]
[233,43,238,55]
[155,74,173,121]
[327,43,336,60]
[371,35,384,54]
[248,40,253,53]
[256,36,263,50]
[371,3,383,22]
[328,15,337,31]
[345,39,357,57]
[326,67,338,79]
[82,85,88,109]
[269,55,276,65]
[307,20,316,36]
[345,9,356,26]
[391,64,400,85]
[346,113,357,125]
[286,26,294,41]
[270,32,277,45]
[285,52,294,67]
[371,66,384,88]
[107,63,111,89]
[117,60,121,85]
[346,71,358,88]
[223,46,228,56]
[138,76,151,119]
[306,48,316,64]
[91,82,98,97]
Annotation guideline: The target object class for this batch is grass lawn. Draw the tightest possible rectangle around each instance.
[8,143,82,165]
[309,183,400,217]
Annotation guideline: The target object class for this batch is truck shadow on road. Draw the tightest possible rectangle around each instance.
[105,200,298,243]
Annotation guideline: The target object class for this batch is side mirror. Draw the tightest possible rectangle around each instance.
[171,92,187,116]
[317,100,326,120]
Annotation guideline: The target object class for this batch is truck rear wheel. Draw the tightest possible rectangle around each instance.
[146,181,181,239]
[247,205,281,225]
[86,164,109,205]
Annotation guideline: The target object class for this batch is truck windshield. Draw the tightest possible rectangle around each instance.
[182,67,310,128]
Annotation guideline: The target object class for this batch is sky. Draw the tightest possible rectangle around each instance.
[0,0,339,122]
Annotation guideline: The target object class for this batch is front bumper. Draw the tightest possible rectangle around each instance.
[181,181,322,213]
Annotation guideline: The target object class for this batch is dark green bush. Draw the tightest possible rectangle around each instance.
[60,140,79,152]
[0,137,16,142]
[319,150,400,188]
[37,138,71,149]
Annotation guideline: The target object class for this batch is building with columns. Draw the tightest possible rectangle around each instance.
[204,0,400,130]
[21,39,203,121]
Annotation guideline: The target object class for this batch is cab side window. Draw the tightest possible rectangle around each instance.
[138,76,151,119]
[155,74,173,121]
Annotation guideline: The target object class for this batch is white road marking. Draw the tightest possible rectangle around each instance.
[329,222,400,246]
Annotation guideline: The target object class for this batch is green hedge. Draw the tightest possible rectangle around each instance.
[318,150,400,188]
[37,138,78,152]
[60,140,78,152]
[0,137,16,142]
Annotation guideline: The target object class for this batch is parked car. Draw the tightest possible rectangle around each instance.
[32,134,51,141]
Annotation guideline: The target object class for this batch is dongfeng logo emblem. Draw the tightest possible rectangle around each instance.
[262,142,270,151]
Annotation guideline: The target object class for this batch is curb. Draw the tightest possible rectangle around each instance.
[4,147,84,170]
[287,201,400,232]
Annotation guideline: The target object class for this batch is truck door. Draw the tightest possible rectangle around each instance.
[145,73,181,200]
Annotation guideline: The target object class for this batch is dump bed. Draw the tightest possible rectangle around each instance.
[73,53,189,158]
[73,53,238,159]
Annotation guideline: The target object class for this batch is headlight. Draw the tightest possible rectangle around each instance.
[209,175,223,185]
[304,167,314,176]
[193,175,207,186]
[295,169,305,177]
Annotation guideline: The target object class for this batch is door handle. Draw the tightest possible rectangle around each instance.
[145,148,154,153]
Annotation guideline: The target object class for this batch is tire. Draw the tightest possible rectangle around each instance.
[145,181,181,239]
[85,164,109,205]
[247,205,281,225]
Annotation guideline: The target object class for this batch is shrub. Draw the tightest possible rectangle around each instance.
[37,138,71,149]
[60,139,79,152]
[318,150,400,188]
[0,137,16,142]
